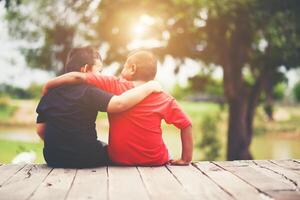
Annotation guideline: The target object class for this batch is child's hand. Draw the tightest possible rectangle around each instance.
[147,80,162,93]
[169,159,191,166]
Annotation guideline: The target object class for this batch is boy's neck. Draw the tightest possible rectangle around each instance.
[132,80,147,87]
[119,76,146,87]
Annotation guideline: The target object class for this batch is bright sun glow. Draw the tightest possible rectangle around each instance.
[133,23,146,35]
[132,15,155,36]
[129,15,162,50]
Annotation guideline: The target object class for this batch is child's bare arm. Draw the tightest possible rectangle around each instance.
[42,72,87,95]
[170,125,193,165]
[107,81,162,113]
[36,123,46,140]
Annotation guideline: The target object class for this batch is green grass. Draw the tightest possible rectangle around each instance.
[0,139,45,164]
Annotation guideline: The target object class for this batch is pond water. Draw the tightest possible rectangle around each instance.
[0,127,299,162]
[251,133,300,160]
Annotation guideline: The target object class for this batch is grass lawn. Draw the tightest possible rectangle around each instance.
[0,139,45,163]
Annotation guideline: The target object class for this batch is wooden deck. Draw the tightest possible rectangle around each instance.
[0,160,299,200]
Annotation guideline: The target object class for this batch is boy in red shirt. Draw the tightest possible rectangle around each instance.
[44,50,193,166]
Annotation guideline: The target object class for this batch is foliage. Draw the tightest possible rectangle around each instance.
[0,83,42,99]
[293,81,300,102]
[188,74,223,96]
[26,83,43,99]
[0,96,17,120]
[171,84,189,100]
[173,68,223,102]
[273,82,286,101]
[0,0,21,9]
[4,0,101,74]
[198,113,221,161]
[0,84,30,99]
[5,0,300,76]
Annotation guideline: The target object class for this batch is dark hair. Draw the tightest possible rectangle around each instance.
[64,46,102,73]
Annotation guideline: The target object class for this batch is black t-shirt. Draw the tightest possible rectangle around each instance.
[36,84,113,168]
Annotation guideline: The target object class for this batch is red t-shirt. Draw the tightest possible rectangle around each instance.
[86,73,192,166]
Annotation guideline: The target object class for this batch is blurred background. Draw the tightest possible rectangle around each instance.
[0,0,299,164]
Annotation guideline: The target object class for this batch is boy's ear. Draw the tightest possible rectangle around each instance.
[80,64,89,73]
[130,64,137,75]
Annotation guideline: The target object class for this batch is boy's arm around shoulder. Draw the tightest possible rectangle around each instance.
[42,72,87,95]
[107,81,162,113]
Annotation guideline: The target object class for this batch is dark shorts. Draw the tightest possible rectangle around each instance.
[44,141,109,168]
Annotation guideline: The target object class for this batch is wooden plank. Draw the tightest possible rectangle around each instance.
[212,161,248,167]
[108,166,149,200]
[238,160,296,188]
[29,168,76,200]
[215,160,294,191]
[0,164,52,200]
[195,162,265,200]
[266,191,300,200]
[0,164,25,186]
[138,166,193,200]
[167,165,233,200]
[66,167,108,200]
[270,160,300,172]
[253,160,300,189]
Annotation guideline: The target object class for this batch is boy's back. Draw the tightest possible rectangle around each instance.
[87,74,191,165]
[36,84,112,168]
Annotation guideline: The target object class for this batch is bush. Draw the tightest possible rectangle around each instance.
[0,83,43,99]
[171,84,191,100]
[188,74,223,96]
[198,113,221,161]
[26,83,43,99]
[293,81,300,102]
[0,97,17,120]
[273,82,286,101]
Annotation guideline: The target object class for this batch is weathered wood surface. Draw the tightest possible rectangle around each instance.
[0,159,299,200]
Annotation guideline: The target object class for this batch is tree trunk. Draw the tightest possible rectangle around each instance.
[223,61,253,160]
[245,78,263,155]
[227,95,253,160]
[263,74,275,121]
[223,14,254,160]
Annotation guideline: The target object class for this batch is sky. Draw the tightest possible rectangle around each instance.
[0,2,298,92]
[0,2,53,88]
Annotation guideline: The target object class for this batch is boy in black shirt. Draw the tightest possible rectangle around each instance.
[36,46,161,168]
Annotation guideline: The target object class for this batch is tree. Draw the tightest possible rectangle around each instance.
[151,0,299,160]
[5,0,300,160]
[4,0,102,74]
[93,0,300,160]
[0,0,21,9]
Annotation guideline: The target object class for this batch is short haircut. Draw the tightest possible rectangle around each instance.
[128,50,157,81]
[64,46,101,73]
